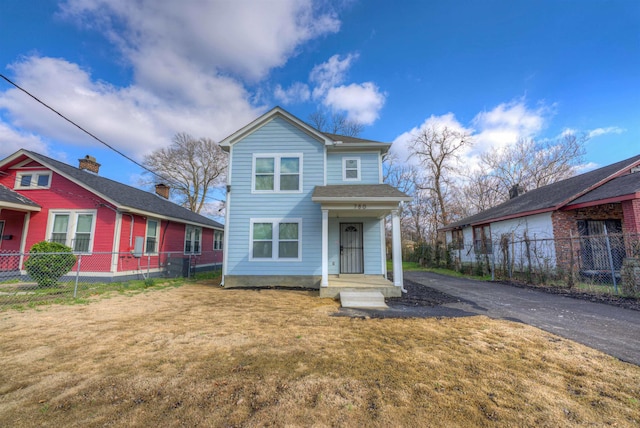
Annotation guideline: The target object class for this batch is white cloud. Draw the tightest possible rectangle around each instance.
[59,0,340,82]
[0,120,49,157]
[274,82,311,104]
[0,1,343,160]
[392,100,551,170]
[587,126,625,139]
[470,100,549,154]
[323,82,385,125]
[309,53,357,99]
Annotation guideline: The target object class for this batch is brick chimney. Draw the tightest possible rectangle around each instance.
[78,155,101,174]
[155,183,170,199]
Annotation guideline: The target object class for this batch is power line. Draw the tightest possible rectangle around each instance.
[0,73,169,182]
[0,73,224,205]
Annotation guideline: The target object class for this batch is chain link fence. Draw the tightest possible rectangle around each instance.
[0,250,221,308]
[412,233,640,297]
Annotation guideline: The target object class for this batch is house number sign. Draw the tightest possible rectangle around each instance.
[354,204,367,209]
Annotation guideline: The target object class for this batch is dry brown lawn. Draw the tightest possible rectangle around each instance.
[1,280,639,427]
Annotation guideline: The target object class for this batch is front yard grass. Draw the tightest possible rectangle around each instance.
[0,280,638,427]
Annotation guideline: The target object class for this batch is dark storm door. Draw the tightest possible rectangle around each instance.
[340,223,364,274]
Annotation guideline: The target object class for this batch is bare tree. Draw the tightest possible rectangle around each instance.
[409,126,472,228]
[308,110,364,137]
[480,133,587,201]
[143,133,227,213]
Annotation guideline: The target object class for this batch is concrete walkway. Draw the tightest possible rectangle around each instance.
[404,271,640,366]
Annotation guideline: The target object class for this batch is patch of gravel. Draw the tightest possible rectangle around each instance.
[386,278,461,307]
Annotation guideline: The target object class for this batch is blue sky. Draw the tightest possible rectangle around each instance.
[0,0,638,211]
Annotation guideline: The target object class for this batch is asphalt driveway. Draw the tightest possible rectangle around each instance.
[398,271,640,366]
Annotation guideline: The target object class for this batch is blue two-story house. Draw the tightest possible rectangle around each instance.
[219,107,411,297]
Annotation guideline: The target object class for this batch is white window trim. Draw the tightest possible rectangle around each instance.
[249,218,302,262]
[0,220,4,249]
[213,230,224,251]
[45,209,97,254]
[342,157,361,182]
[251,153,303,193]
[184,225,202,255]
[15,170,52,190]
[145,218,160,254]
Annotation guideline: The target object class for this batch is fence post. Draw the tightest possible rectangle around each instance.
[603,223,618,293]
[147,254,151,278]
[73,254,82,298]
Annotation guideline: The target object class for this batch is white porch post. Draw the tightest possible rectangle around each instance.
[321,209,329,287]
[391,208,404,290]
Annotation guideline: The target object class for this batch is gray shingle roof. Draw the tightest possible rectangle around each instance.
[569,172,640,205]
[443,154,640,230]
[0,184,40,209]
[320,132,388,145]
[312,184,411,200]
[23,151,223,229]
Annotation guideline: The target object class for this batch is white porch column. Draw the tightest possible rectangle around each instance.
[321,209,329,287]
[391,208,404,290]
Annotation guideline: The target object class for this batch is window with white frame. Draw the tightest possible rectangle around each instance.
[15,171,52,189]
[343,157,360,181]
[253,154,302,192]
[250,219,301,261]
[145,219,159,254]
[48,211,96,253]
[214,230,224,250]
[184,225,202,254]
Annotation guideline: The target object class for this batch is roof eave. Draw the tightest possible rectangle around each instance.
[118,206,223,230]
[0,201,41,212]
[311,196,412,203]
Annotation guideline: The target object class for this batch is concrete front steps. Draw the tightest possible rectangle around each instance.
[339,291,388,309]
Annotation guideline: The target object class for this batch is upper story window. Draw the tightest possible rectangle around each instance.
[253,154,302,193]
[184,225,202,255]
[473,225,492,254]
[48,210,96,253]
[145,219,159,254]
[214,230,224,250]
[343,157,361,181]
[15,171,52,190]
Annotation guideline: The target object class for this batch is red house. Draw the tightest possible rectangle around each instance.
[0,150,224,280]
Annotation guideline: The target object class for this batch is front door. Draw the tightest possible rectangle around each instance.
[340,223,363,274]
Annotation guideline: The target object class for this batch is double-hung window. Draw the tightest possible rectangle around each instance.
[250,219,301,261]
[213,230,224,250]
[473,225,492,254]
[145,219,159,254]
[48,211,96,253]
[253,154,302,192]
[184,225,202,254]
[15,171,52,189]
[451,229,464,250]
[343,157,360,181]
